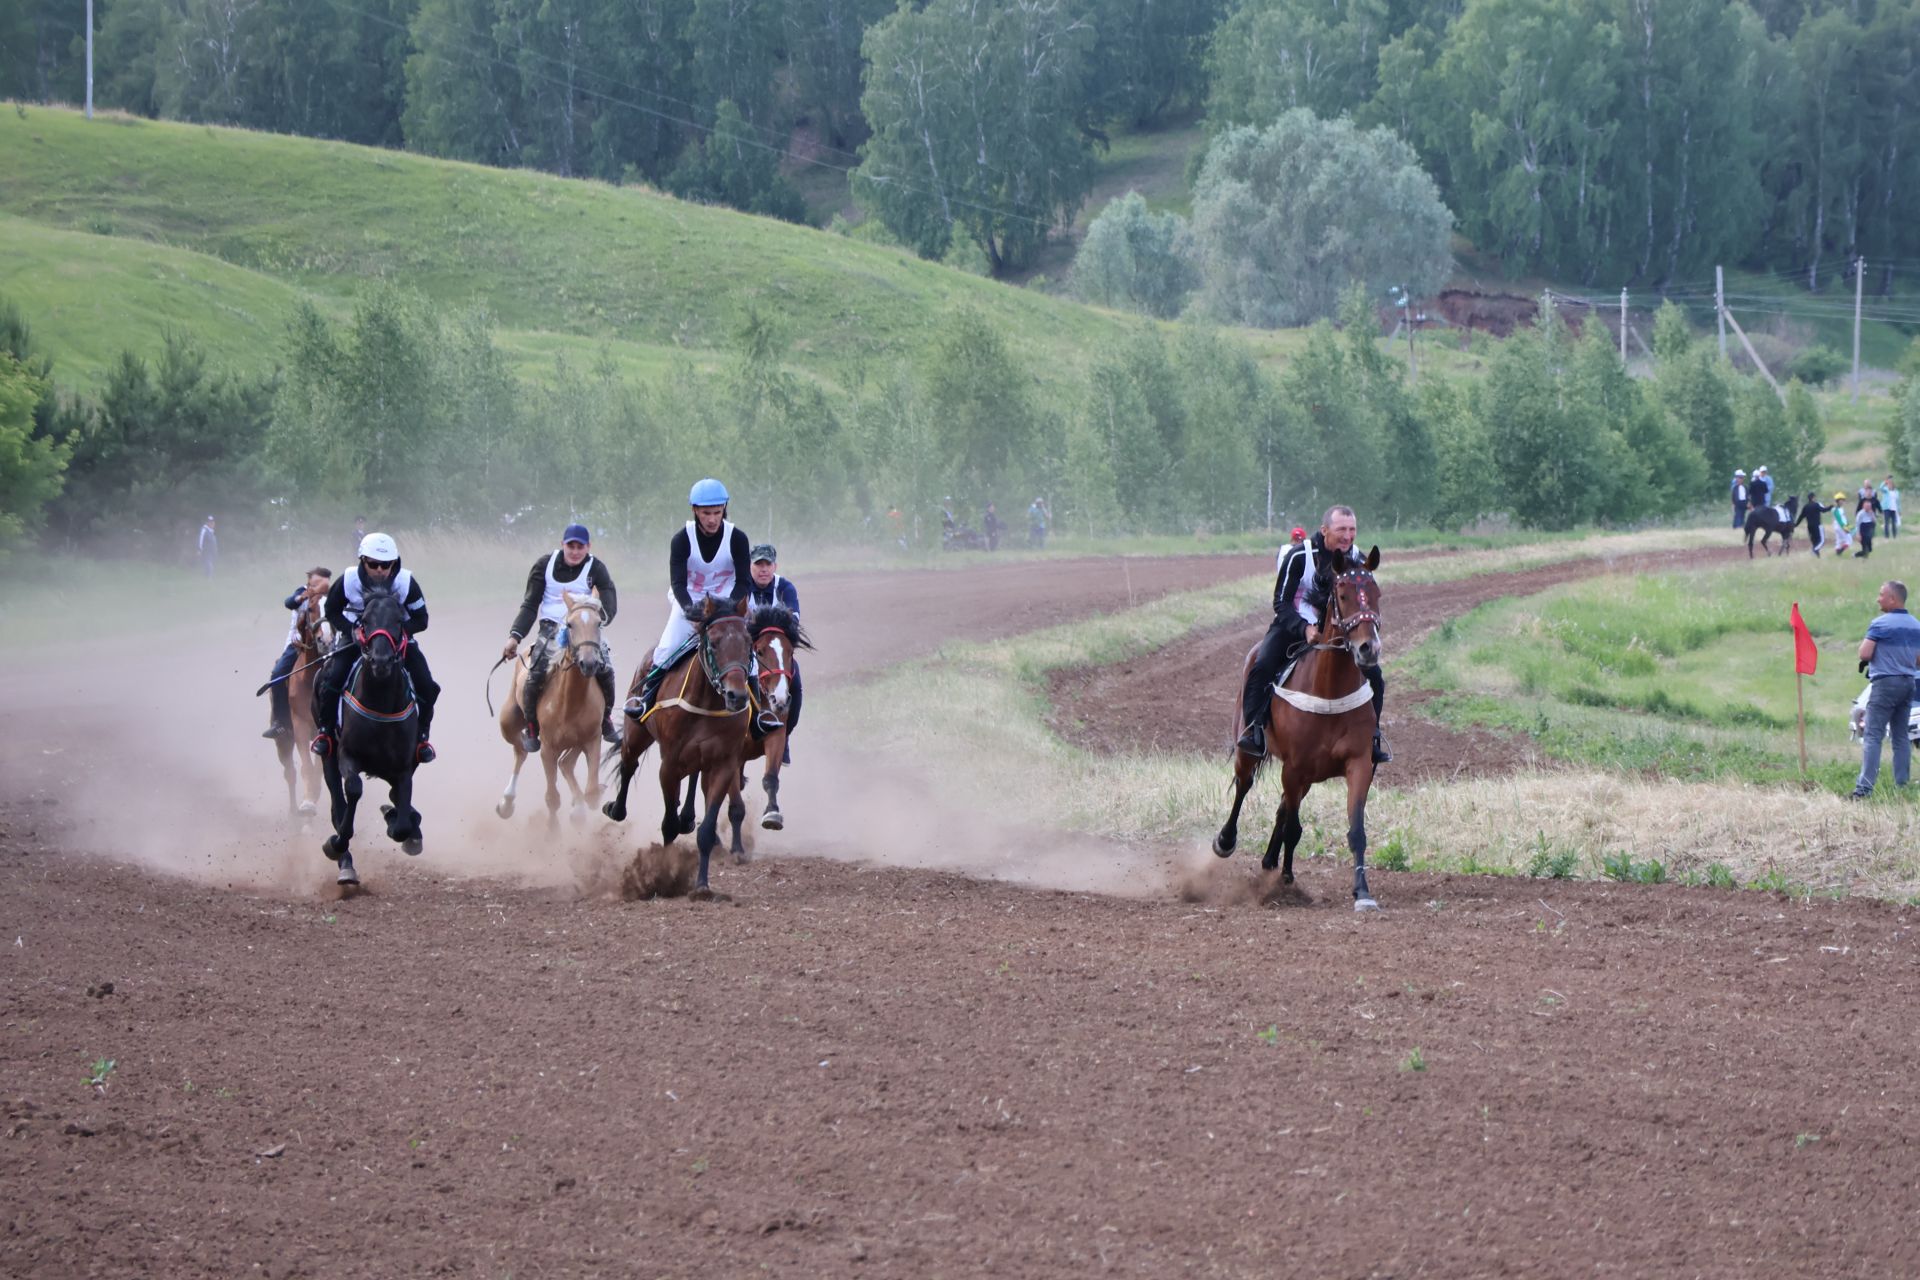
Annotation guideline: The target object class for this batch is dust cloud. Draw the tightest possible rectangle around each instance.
[0,556,1184,902]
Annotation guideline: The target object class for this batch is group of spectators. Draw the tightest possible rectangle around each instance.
[1731,470,1901,559]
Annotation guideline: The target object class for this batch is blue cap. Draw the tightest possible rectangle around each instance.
[689,478,730,507]
[562,523,590,545]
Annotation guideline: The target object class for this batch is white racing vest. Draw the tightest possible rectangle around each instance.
[1280,546,1322,626]
[342,567,418,628]
[539,551,596,625]
[676,520,737,605]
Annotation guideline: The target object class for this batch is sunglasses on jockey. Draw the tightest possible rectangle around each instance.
[360,557,399,572]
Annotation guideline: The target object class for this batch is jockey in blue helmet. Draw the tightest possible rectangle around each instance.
[626,479,783,735]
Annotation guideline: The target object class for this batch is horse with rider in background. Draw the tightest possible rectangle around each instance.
[1745,493,1800,557]
[268,570,332,818]
[497,592,611,829]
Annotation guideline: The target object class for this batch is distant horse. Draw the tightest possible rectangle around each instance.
[273,582,329,818]
[319,587,424,886]
[496,592,609,829]
[601,596,755,896]
[1214,546,1386,911]
[1745,494,1800,557]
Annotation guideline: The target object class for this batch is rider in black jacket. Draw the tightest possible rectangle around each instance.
[1235,506,1389,764]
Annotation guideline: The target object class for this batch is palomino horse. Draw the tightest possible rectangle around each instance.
[601,595,755,896]
[1214,546,1386,911]
[319,586,424,886]
[273,582,329,818]
[496,592,609,828]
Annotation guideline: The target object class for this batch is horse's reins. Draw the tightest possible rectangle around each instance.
[640,615,755,724]
[343,627,417,723]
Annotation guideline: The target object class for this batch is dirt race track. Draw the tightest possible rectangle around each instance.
[4,548,1919,1277]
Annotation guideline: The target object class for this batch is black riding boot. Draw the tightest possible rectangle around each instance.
[595,666,620,743]
[627,663,668,721]
[405,645,440,764]
[519,651,551,753]
[1236,670,1269,758]
[1366,666,1390,764]
[309,647,354,755]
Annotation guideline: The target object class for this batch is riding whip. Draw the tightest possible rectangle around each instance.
[485,652,513,716]
[253,651,329,697]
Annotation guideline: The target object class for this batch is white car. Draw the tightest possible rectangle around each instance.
[1849,683,1920,744]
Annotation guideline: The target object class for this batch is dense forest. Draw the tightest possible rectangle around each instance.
[3,0,1916,286]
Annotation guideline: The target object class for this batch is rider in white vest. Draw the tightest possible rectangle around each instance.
[628,478,783,735]
[262,566,332,739]
[502,522,621,751]
[1234,505,1388,764]
[311,532,442,764]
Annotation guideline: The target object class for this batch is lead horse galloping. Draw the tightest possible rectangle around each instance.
[601,595,755,897]
[1214,546,1386,911]
[319,586,424,885]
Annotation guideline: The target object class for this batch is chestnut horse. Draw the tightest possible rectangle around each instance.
[273,582,329,818]
[1214,546,1386,911]
[496,592,609,828]
[601,596,755,896]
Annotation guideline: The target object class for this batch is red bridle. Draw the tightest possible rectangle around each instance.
[356,626,409,657]
[753,626,792,681]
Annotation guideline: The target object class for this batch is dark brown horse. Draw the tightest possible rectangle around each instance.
[601,596,755,896]
[1214,546,1385,911]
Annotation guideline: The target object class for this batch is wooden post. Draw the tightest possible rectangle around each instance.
[1721,302,1785,402]
[85,0,94,120]
[1620,287,1628,362]
[1796,672,1807,778]
[1852,256,1864,404]
[1715,266,1727,358]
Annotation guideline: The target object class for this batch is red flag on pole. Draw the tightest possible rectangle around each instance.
[1790,603,1818,675]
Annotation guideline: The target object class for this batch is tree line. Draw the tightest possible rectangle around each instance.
[1,286,1839,559]
[5,0,1914,292]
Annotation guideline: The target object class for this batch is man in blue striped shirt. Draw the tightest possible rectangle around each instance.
[1851,580,1920,798]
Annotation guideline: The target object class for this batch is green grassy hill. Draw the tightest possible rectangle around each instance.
[0,105,1336,395]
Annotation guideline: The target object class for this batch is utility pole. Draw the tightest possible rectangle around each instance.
[1620,287,1628,362]
[85,0,94,120]
[1852,256,1864,404]
[1715,266,1727,358]
[1389,286,1418,382]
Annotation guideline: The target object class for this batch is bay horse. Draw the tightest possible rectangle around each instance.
[320,587,424,886]
[601,595,755,896]
[496,592,609,829]
[1745,494,1800,557]
[273,582,329,818]
[1214,546,1386,911]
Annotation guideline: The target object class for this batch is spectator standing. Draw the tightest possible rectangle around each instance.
[197,515,218,578]
[983,503,1003,551]
[1731,469,1749,529]
[1857,498,1878,558]
[1878,476,1900,539]
[1850,580,1920,799]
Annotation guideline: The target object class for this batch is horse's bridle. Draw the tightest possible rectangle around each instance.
[752,625,792,683]
[1324,569,1382,650]
[356,624,408,659]
[557,598,609,671]
[698,614,753,692]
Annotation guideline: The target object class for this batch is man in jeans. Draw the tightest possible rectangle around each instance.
[1850,580,1920,799]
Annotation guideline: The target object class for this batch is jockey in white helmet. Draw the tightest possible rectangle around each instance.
[310,532,442,764]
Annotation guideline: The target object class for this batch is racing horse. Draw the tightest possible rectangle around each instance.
[496,592,610,829]
[319,586,424,885]
[646,604,814,860]
[601,595,755,896]
[273,581,329,818]
[1744,493,1800,557]
[1213,546,1386,911]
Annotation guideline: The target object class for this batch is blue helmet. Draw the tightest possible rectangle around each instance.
[689,478,729,507]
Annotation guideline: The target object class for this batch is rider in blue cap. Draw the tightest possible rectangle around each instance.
[502,522,621,749]
[628,479,783,735]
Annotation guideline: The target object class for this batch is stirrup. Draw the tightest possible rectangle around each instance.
[755,710,783,735]
[1372,734,1392,764]
[601,716,620,744]
[262,723,290,740]
[417,741,437,764]
[310,732,333,757]
[519,727,542,754]
[1236,725,1266,758]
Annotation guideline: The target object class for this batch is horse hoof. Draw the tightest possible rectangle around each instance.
[760,810,784,831]
[1212,833,1235,858]
[495,800,514,819]
[1354,897,1381,913]
[297,801,316,817]
[321,835,342,862]
[402,837,423,857]
[690,886,714,902]
[733,850,752,866]
[380,804,394,818]
[336,855,359,886]
[602,802,624,823]
[570,808,587,828]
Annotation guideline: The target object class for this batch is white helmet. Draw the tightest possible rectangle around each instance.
[357,532,400,562]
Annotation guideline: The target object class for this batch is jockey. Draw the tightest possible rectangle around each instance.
[1234,504,1389,764]
[1752,466,1774,509]
[746,543,803,759]
[628,479,783,735]
[502,522,621,752]
[310,532,442,764]
[262,566,332,739]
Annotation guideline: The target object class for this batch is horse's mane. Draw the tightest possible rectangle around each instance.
[359,585,408,630]
[749,604,814,651]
